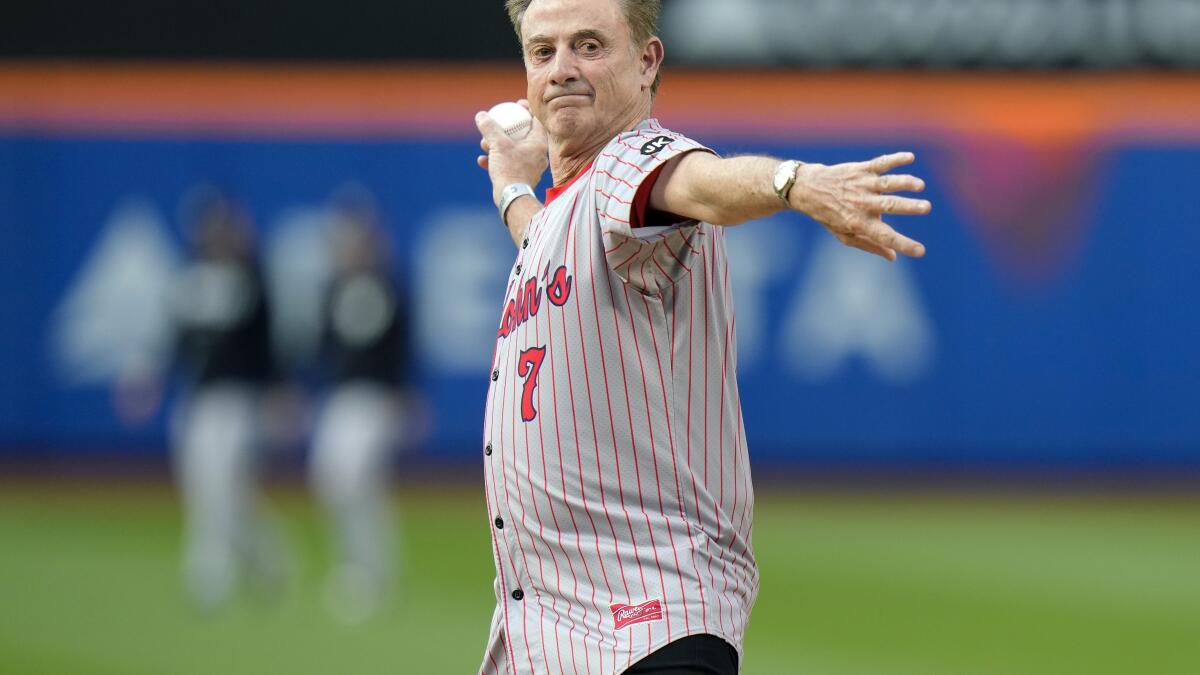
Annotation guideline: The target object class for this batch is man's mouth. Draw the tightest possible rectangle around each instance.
[547,92,591,104]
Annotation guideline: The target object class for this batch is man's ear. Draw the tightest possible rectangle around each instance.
[641,37,665,89]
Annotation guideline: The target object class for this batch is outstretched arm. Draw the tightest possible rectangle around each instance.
[651,151,931,261]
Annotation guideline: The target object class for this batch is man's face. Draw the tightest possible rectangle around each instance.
[520,0,655,145]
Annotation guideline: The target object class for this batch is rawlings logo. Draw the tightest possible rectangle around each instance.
[640,135,674,155]
[610,599,664,630]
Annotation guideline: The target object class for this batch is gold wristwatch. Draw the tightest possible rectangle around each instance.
[772,160,802,204]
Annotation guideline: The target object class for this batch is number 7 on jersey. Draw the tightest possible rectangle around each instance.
[517,346,547,422]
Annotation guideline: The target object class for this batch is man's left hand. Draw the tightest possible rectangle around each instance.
[790,152,931,261]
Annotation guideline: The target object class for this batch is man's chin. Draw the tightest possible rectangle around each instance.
[547,109,593,140]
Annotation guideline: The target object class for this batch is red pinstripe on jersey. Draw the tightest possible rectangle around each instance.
[480,120,757,675]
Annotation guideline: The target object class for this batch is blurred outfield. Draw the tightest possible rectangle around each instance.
[1,482,1197,675]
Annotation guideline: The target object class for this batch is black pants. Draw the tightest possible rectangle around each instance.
[624,634,739,674]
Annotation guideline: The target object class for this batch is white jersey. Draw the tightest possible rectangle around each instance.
[480,119,757,675]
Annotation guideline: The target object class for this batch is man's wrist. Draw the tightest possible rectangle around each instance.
[498,183,536,224]
[772,159,803,206]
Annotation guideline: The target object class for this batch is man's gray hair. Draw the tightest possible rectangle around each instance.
[504,0,663,95]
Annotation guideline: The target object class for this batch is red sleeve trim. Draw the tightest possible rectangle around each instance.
[630,163,679,229]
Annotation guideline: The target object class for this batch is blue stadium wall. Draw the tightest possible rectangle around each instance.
[2,66,1197,469]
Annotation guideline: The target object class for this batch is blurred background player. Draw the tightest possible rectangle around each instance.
[309,186,413,623]
[118,187,289,611]
[170,188,289,611]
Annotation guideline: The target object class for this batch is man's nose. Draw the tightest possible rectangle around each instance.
[548,48,580,86]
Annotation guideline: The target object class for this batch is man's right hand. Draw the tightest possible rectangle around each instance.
[475,100,549,208]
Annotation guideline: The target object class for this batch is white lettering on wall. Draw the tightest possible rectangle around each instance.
[781,234,935,383]
[414,208,515,373]
[724,216,800,370]
[51,199,180,384]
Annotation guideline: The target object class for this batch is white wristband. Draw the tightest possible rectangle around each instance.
[498,183,536,224]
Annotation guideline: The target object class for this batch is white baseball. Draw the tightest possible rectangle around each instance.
[487,101,533,140]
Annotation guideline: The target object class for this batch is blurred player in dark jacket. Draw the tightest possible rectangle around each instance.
[309,187,413,623]
[168,189,287,610]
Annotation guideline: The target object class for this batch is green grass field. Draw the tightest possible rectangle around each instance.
[1,482,1197,674]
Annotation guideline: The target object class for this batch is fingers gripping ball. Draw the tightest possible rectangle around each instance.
[487,102,533,140]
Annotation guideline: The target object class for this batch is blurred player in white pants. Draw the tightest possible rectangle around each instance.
[310,379,401,621]
[174,382,282,610]
[168,190,287,611]
[309,188,412,623]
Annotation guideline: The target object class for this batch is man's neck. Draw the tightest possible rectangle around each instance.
[549,106,651,186]
[549,138,610,187]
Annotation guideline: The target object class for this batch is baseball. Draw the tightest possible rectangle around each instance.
[487,101,533,140]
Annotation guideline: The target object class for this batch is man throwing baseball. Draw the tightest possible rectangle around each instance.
[473,0,931,672]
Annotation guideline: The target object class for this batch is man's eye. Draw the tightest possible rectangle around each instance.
[531,47,552,59]
[579,42,600,54]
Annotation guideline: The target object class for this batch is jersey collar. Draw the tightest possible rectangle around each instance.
[543,119,659,205]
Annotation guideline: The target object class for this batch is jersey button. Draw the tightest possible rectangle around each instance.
[494,517,504,529]
[511,589,524,601]
[522,238,529,249]
[515,264,523,275]
[485,443,493,456]
[491,369,499,381]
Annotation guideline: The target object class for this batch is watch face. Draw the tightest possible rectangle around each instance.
[774,162,795,194]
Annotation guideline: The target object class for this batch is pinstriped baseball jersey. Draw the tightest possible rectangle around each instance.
[480,119,757,675]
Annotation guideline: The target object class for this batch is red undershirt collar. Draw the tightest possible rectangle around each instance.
[544,159,596,205]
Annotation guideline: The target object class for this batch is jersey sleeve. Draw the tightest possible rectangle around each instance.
[593,125,715,295]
